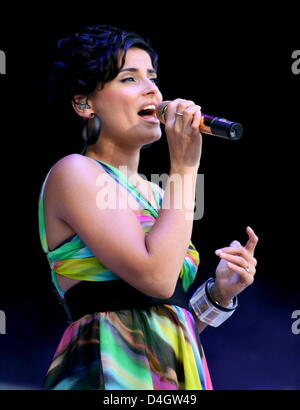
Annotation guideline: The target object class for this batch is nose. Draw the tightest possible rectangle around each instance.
[142,78,159,96]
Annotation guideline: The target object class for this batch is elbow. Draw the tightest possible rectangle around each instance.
[140,257,177,299]
[144,272,177,299]
[144,286,175,299]
[155,281,177,299]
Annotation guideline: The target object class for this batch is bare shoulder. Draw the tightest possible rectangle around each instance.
[44,153,107,219]
[50,153,105,177]
[47,154,106,193]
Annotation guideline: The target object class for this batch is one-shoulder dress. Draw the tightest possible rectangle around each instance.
[38,157,212,390]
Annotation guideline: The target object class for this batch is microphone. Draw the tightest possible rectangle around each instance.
[156,101,243,140]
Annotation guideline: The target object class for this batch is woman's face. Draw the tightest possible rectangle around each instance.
[90,47,163,147]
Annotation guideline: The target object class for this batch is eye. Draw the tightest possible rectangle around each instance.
[120,77,135,83]
[150,77,160,85]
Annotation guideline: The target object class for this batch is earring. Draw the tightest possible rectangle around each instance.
[73,97,91,111]
[78,102,91,110]
[81,113,101,145]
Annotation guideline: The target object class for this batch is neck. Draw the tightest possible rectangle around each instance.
[83,138,141,180]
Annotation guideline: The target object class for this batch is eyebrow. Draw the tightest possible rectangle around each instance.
[118,67,157,74]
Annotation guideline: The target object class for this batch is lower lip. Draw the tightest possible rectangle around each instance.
[139,115,160,124]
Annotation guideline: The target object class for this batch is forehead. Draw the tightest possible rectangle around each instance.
[121,47,154,69]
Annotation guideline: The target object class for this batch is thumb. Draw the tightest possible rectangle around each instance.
[230,240,242,247]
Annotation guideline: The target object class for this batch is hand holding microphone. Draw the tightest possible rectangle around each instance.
[156,100,243,140]
[158,99,203,170]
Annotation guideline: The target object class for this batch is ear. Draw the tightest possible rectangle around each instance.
[71,95,94,118]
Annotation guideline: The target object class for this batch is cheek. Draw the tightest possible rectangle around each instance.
[97,91,136,121]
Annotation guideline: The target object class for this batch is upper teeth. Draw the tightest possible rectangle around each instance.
[142,105,156,111]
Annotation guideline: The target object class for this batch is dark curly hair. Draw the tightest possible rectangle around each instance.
[48,24,158,102]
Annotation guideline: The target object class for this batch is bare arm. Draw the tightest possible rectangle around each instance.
[52,155,198,299]
[145,165,199,297]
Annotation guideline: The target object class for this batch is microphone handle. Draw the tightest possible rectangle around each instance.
[201,114,243,140]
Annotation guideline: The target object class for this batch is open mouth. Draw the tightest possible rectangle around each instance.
[137,108,156,117]
[137,105,159,123]
[138,104,156,118]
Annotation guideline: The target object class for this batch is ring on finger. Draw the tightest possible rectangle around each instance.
[245,262,251,273]
[175,112,184,116]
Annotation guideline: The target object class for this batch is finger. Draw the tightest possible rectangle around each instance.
[176,100,195,115]
[182,104,201,129]
[226,262,255,285]
[219,253,256,275]
[216,247,257,269]
[185,105,202,130]
[219,252,248,269]
[245,226,259,253]
[164,99,187,123]
[191,106,202,130]
[171,100,195,134]
[216,246,248,259]
[174,101,195,130]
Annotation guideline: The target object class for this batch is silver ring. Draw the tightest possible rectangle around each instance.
[245,263,251,273]
[175,112,184,116]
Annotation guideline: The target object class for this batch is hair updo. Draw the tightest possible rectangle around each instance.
[48,24,158,102]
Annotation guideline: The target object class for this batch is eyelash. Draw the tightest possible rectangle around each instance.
[120,77,160,85]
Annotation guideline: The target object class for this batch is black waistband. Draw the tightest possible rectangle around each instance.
[56,279,189,322]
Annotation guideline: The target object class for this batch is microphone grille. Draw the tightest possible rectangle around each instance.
[156,101,171,123]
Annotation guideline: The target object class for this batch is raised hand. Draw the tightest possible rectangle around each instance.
[212,226,259,305]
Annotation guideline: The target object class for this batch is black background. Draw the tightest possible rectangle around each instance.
[0,4,299,391]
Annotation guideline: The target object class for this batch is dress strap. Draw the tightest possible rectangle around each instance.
[38,158,162,254]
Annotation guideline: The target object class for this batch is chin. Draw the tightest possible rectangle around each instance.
[134,126,162,148]
[142,133,161,147]
[150,129,162,142]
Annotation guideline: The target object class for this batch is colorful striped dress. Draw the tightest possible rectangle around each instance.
[38,157,212,390]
